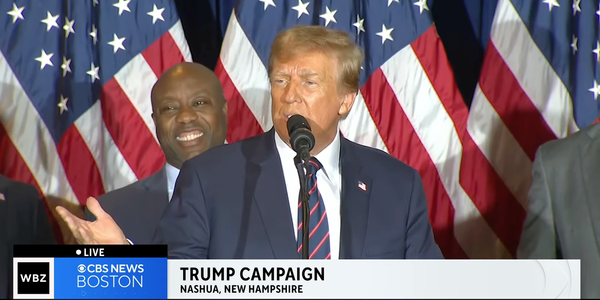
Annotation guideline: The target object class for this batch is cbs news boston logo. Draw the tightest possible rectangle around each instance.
[13,245,167,299]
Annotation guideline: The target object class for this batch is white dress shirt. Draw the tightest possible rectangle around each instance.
[274,131,342,259]
[165,163,180,201]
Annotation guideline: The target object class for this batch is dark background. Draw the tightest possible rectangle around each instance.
[172,0,499,107]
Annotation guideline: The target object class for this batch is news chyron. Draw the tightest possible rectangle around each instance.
[13,245,167,299]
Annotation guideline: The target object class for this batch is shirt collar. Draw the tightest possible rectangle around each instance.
[165,162,180,199]
[274,127,341,179]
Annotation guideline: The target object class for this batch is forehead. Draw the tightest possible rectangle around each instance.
[153,74,217,99]
[271,51,335,77]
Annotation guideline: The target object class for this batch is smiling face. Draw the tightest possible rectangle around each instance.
[151,63,227,168]
[270,50,355,155]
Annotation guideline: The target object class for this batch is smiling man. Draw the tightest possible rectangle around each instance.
[82,62,228,244]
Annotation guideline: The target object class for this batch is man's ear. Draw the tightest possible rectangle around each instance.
[338,92,356,116]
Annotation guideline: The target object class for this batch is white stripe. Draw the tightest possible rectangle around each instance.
[340,92,388,153]
[73,100,138,192]
[168,20,193,62]
[468,85,532,208]
[491,0,579,138]
[0,51,78,206]
[113,54,159,143]
[381,45,511,259]
[220,12,273,131]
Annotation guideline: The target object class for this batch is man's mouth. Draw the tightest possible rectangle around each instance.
[176,130,204,142]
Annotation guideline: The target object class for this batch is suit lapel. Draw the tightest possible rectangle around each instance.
[579,127,600,252]
[141,166,169,217]
[250,129,299,258]
[339,138,372,259]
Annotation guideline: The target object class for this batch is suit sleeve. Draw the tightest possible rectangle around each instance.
[405,169,444,259]
[152,161,210,259]
[21,185,57,245]
[517,146,558,258]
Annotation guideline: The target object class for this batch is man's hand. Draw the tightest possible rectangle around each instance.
[55,197,129,245]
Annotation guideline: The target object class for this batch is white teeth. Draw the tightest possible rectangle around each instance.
[176,132,203,142]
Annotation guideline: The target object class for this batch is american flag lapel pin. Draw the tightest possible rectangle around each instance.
[0,193,4,201]
[358,181,367,192]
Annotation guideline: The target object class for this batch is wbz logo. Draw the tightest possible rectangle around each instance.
[17,262,50,294]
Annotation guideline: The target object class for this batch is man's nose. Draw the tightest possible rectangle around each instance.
[176,106,198,123]
[283,80,301,104]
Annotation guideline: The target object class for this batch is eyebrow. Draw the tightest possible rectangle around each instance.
[271,69,320,78]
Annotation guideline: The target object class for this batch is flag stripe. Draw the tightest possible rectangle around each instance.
[468,86,533,207]
[142,29,186,78]
[100,79,165,180]
[56,127,105,203]
[490,0,579,138]
[361,68,467,259]
[73,100,138,193]
[220,13,273,131]
[340,92,388,153]
[479,42,557,161]
[168,20,193,62]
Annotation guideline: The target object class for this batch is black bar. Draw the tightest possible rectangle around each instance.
[13,245,167,258]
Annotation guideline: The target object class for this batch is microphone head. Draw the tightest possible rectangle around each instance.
[286,115,315,154]
[287,114,311,134]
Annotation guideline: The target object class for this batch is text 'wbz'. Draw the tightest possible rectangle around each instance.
[179,267,325,294]
[77,264,144,289]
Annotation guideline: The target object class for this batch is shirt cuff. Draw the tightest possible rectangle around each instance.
[126,238,134,245]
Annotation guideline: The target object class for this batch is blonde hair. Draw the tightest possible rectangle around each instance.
[268,25,364,94]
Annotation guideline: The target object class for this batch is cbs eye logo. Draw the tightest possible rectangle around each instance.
[78,264,86,273]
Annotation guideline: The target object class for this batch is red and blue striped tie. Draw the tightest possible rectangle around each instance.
[297,157,331,259]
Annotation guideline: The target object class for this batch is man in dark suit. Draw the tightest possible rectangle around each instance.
[83,62,228,244]
[0,175,56,298]
[57,26,442,259]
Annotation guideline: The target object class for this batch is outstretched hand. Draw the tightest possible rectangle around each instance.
[55,197,129,245]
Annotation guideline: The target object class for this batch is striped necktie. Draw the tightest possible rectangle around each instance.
[297,157,331,259]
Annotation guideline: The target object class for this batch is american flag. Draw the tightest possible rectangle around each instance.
[0,0,191,243]
[470,0,599,258]
[216,0,503,259]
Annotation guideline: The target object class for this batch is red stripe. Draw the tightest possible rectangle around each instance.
[101,79,165,180]
[411,26,525,257]
[0,125,64,244]
[479,42,557,160]
[142,31,186,78]
[56,127,105,204]
[215,59,264,142]
[309,232,330,259]
[309,211,327,239]
[361,68,467,259]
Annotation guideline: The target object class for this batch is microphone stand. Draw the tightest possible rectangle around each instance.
[294,148,311,259]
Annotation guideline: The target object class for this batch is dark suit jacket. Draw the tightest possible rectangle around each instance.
[154,129,443,259]
[88,167,169,245]
[0,175,56,299]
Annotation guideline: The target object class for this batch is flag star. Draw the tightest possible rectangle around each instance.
[320,6,337,26]
[93,0,99,6]
[58,95,69,114]
[593,41,600,63]
[413,0,429,14]
[87,62,100,83]
[597,3,600,20]
[35,50,54,70]
[292,0,310,19]
[41,11,59,32]
[543,0,559,12]
[570,35,578,54]
[108,33,126,53]
[113,0,131,16]
[147,4,165,24]
[7,3,24,23]
[63,17,75,38]
[61,57,71,77]
[259,0,276,10]
[589,80,600,100]
[388,0,399,6]
[572,0,581,16]
[90,24,98,45]
[353,15,365,35]
[376,23,394,44]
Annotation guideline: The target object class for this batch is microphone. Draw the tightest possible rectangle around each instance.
[287,115,315,161]
[286,114,314,260]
